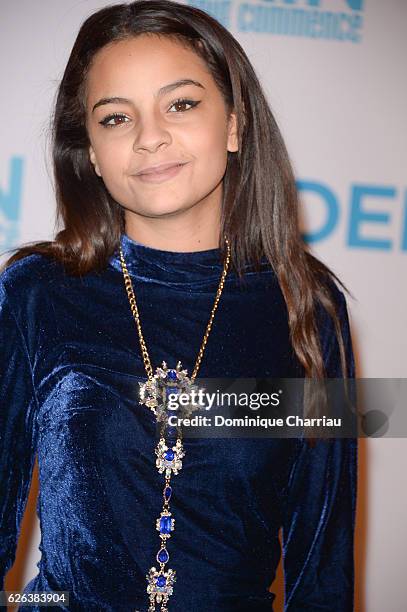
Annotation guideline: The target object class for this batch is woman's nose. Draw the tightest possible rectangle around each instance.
[132,113,172,153]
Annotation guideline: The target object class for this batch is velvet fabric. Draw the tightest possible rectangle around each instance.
[0,232,357,611]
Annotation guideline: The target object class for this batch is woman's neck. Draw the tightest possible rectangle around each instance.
[123,199,222,252]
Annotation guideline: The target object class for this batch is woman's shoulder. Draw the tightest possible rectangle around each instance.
[1,251,61,287]
[0,252,66,311]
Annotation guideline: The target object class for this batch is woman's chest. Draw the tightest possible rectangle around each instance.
[31,273,300,492]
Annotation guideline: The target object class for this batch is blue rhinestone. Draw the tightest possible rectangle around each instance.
[164,449,175,461]
[167,370,177,381]
[164,486,172,501]
[159,516,172,534]
[156,575,166,587]
[166,387,178,397]
[157,548,169,563]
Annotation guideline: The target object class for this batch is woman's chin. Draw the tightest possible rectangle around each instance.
[129,202,190,219]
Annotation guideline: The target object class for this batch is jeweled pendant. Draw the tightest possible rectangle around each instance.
[157,547,169,563]
[138,360,201,424]
[140,361,202,612]
[146,566,176,612]
[155,438,185,476]
[156,509,175,536]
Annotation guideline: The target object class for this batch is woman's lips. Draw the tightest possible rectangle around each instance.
[135,162,189,184]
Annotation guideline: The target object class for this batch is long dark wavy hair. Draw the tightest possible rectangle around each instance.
[1,0,353,382]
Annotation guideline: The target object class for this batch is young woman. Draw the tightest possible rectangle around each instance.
[0,1,357,611]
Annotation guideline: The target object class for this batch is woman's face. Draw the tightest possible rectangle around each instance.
[85,34,238,220]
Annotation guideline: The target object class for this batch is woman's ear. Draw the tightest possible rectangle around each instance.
[89,145,102,177]
[227,112,239,153]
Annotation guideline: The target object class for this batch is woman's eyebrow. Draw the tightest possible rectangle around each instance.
[92,78,205,113]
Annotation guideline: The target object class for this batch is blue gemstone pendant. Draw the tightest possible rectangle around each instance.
[157,548,169,563]
[138,360,201,424]
[146,566,176,612]
[155,438,185,477]
[140,361,200,612]
[156,510,175,536]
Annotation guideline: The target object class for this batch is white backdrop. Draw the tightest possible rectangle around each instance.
[1,1,406,610]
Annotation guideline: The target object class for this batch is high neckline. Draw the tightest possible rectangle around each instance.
[108,232,226,285]
[119,232,223,263]
[109,233,274,285]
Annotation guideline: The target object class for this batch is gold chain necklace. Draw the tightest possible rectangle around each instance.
[118,235,231,612]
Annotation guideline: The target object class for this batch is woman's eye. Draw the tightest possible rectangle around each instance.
[98,99,200,128]
[168,98,200,113]
[99,113,130,128]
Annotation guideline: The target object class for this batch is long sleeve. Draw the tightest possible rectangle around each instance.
[0,280,38,591]
[281,291,357,610]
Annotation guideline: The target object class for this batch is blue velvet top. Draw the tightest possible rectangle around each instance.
[0,232,357,611]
